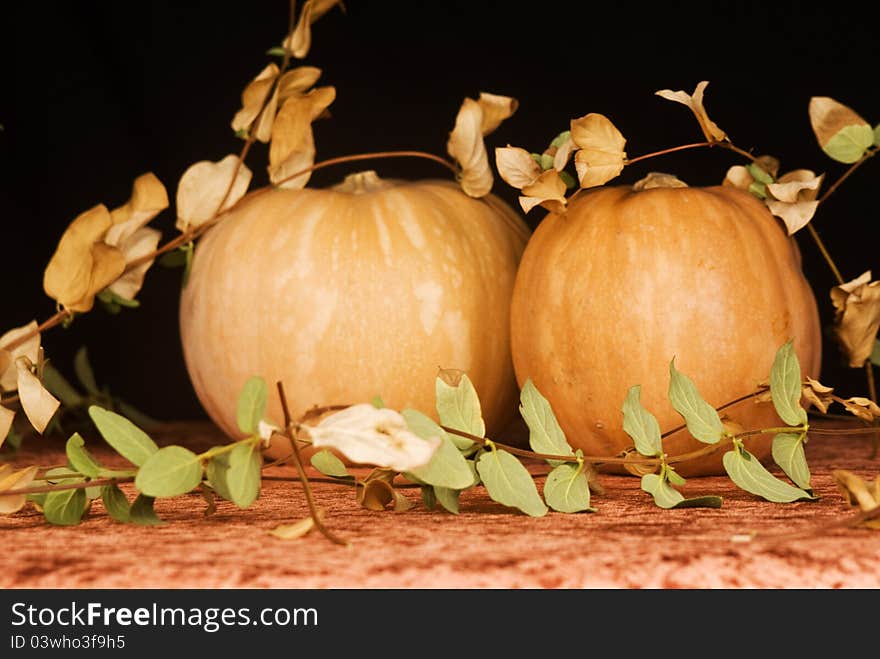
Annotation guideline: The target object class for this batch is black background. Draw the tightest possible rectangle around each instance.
[2,0,878,424]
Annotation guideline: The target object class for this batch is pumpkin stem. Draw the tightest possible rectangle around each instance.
[333,170,393,194]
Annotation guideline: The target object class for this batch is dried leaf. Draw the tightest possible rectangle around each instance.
[0,465,39,514]
[841,397,880,422]
[16,357,60,434]
[809,97,873,163]
[0,404,13,449]
[231,63,280,143]
[270,516,316,539]
[105,172,169,246]
[277,66,323,101]
[358,478,395,511]
[43,205,126,312]
[552,134,574,172]
[632,172,688,190]
[802,376,834,414]
[477,92,518,135]
[268,86,336,189]
[833,470,880,529]
[722,165,754,191]
[656,81,727,142]
[570,113,626,188]
[283,0,343,59]
[766,170,823,203]
[175,155,253,232]
[495,146,542,189]
[830,271,880,367]
[518,169,568,214]
[765,200,819,236]
[0,320,39,391]
[107,227,162,301]
[305,404,441,472]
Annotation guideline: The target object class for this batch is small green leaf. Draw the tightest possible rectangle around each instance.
[101,485,130,522]
[870,339,880,367]
[206,454,233,501]
[519,379,573,466]
[673,495,723,509]
[433,486,461,514]
[65,433,102,478]
[666,468,687,486]
[771,432,811,489]
[41,364,84,408]
[226,442,262,508]
[266,46,288,57]
[43,487,88,525]
[135,446,203,497]
[403,410,474,489]
[234,128,250,140]
[370,395,385,409]
[769,340,808,427]
[74,346,100,395]
[668,359,724,444]
[748,181,767,199]
[544,463,594,513]
[477,449,548,517]
[129,494,163,525]
[236,377,267,435]
[746,163,774,185]
[310,449,350,478]
[159,249,187,268]
[88,406,159,467]
[874,124,880,147]
[641,473,722,509]
[435,372,484,449]
[823,124,874,163]
[421,485,437,510]
[98,289,140,309]
[723,441,815,502]
[531,153,554,170]
[550,130,571,149]
[558,171,576,189]
[622,385,663,457]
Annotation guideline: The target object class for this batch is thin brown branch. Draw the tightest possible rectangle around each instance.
[818,148,877,205]
[1,476,133,497]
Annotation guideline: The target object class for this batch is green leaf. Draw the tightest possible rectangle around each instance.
[135,446,203,497]
[723,442,815,502]
[435,372,484,449]
[101,485,130,522]
[129,494,163,525]
[559,171,577,190]
[748,181,768,199]
[544,463,594,513]
[622,385,663,457]
[40,364,85,408]
[43,488,88,525]
[746,162,774,185]
[874,124,880,147]
[266,46,288,57]
[236,376,267,435]
[531,153,554,170]
[668,359,724,444]
[519,379,574,466]
[771,432,811,489]
[403,410,474,489]
[226,442,262,508]
[870,339,880,367]
[88,406,159,467]
[433,486,461,514]
[159,249,187,268]
[206,454,233,501]
[98,288,140,309]
[65,433,102,478]
[550,130,571,148]
[74,346,100,395]
[421,485,436,510]
[310,449,350,478]
[641,473,722,509]
[370,395,385,409]
[666,468,687,486]
[823,124,874,163]
[769,340,808,427]
[477,449,548,517]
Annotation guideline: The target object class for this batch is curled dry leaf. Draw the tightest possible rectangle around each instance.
[833,469,880,529]
[830,271,880,367]
[765,170,823,235]
[447,93,518,198]
[632,172,688,190]
[809,97,874,163]
[552,133,574,172]
[16,357,60,434]
[519,169,568,214]
[283,0,344,59]
[841,397,880,422]
[495,146,542,189]
[0,465,39,514]
[108,228,162,301]
[0,404,14,448]
[231,63,280,143]
[655,81,727,142]
[105,172,169,246]
[803,376,834,414]
[277,66,323,102]
[570,113,626,188]
[176,155,253,232]
[269,86,336,189]
[270,516,316,540]
[304,404,441,472]
[0,320,39,391]
[43,205,125,313]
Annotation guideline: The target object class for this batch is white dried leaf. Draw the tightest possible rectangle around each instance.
[176,155,253,232]
[16,357,60,434]
[0,320,40,391]
[495,146,542,189]
[0,404,14,450]
[570,113,626,188]
[656,81,727,142]
[108,227,162,300]
[0,465,39,514]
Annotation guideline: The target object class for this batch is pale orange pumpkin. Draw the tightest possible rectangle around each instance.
[180,171,529,456]
[510,183,822,476]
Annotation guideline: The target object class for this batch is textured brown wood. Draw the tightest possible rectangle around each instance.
[2,420,878,588]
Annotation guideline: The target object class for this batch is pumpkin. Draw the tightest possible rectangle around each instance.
[180,170,530,457]
[509,183,822,476]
